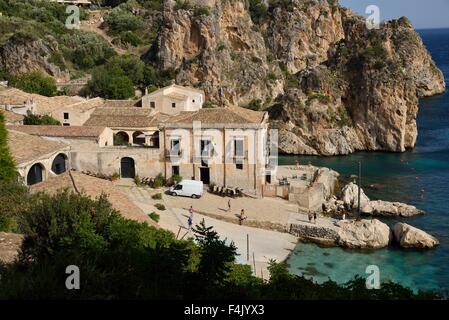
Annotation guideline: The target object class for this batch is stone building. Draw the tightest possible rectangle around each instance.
[160,107,270,191]
[141,84,205,115]
[7,130,71,186]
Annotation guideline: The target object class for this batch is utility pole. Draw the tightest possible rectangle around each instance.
[357,161,362,221]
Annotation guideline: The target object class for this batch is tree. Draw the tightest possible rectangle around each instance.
[83,65,134,99]
[10,71,57,97]
[0,111,17,183]
[107,54,145,85]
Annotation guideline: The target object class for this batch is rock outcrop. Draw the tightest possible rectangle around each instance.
[393,223,439,249]
[362,200,424,217]
[151,0,445,155]
[336,219,392,249]
[341,182,370,210]
[0,36,70,82]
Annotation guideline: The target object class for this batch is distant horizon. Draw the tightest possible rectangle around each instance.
[340,0,449,30]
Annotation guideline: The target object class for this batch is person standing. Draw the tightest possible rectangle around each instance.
[313,212,317,224]
[308,211,312,223]
[227,199,231,212]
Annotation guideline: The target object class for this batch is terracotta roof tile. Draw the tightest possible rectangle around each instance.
[84,107,157,128]
[7,130,69,164]
[1,110,24,124]
[166,107,266,125]
[6,125,107,138]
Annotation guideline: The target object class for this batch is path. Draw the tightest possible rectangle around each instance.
[80,9,128,55]
[118,185,298,278]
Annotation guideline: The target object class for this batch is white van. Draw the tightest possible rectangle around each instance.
[169,180,204,199]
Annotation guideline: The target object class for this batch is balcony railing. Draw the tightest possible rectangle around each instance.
[165,149,183,158]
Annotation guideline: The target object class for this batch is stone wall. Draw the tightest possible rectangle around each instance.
[289,223,339,246]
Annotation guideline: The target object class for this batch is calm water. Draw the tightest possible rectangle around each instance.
[283,28,449,292]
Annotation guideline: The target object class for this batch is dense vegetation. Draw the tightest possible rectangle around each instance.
[0,0,172,99]
[9,72,57,97]
[23,111,61,126]
[0,111,17,184]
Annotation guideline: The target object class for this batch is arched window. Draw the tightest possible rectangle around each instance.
[114,131,129,146]
[51,153,68,175]
[27,163,45,185]
[133,131,146,146]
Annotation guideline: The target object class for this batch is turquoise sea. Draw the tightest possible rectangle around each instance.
[282,28,449,292]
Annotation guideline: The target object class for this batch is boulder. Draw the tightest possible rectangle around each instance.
[341,182,370,209]
[362,200,424,217]
[336,219,392,249]
[393,223,439,249]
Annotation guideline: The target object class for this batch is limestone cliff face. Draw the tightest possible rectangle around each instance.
[154,0,284,107]
[153,0,446,155]
[0,35,69,82]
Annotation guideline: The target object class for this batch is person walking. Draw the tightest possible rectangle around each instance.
[227,199,231,212]
[313,212,317,224]
[308,211,312,223]
[239,209,246,226]
[188,206,194,230]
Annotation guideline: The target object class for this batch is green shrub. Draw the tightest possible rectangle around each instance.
[134,175,142,186]
[152,193,163,200]
[104,7,144,34]
[245,99,263,111]
[148,212,160,223]
[61,31,116,70]
[153,173,166,188]
[119,31,143,46]
[10,72,57,97]
[248,0,268,24]
[111,172,120,181]
[155,203,166,211]
[172,175,183,184]
[23,111,61,126]
[307,91,330,104]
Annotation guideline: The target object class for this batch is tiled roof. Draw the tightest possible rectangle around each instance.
[100,100,139,108]
[166,92,188,101]
[6,125,107,138]
[0,87,102,115]
[7,130,69,164]
[146,84,204,97]
[30,171,158,227]
[166,107,266,125]
[84,107,156,128]
[1,110,24,124]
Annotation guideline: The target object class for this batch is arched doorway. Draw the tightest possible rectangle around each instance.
[114,131,129,146]
[121,157,135,178]
[51,153,67,175]
[133,131,146,146]
[27,163,44,185]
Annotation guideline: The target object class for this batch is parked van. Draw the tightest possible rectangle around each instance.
[169,180,204,199]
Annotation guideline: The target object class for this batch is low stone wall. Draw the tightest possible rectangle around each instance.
[288,223,339,246]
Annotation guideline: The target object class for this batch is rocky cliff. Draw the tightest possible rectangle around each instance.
[151,0,446,155]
